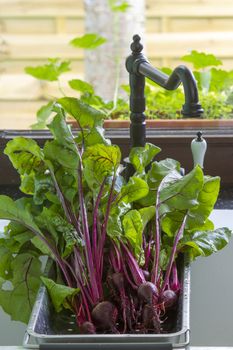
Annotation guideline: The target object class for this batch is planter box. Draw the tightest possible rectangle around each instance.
[70,118,233,130]
[23,256,190,350]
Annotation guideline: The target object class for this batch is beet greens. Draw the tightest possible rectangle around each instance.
[0,98,232,331]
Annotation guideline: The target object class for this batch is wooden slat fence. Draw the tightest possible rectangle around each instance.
[0,0,233,128]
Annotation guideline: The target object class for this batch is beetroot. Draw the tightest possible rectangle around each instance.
[160,289,177,309]
[91,301,118,331]
[142,270,150,281]
[142,304,160,332]
[138,282,159,305]
[142,304,154,328]
[112,272,124,290]
[111,272,128,333]
[79,321,96,334]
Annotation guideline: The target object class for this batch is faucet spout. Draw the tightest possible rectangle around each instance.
[125,35,204,150]
[138,62,203,118]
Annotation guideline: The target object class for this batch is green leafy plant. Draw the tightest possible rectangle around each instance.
[25,49,233,129]
[0,98,232,332]
[181,51,222,70]
[134,51,233,120]
[108,0,131,12]
[25,59,128,129]
[70,34,107,50]
[25,58,71,82]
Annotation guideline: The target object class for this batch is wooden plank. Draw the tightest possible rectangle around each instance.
[147,18,233,33]
[0,73,84,100]
[1,32,233,71]
[55,17,67,34]
[1,1,233,18]
[146,18,161,33]
[1,16,232,36]
[0,18,56,34]
[2,32,233,61]
[0,59,84,74]
[66,18,85,34]
[1,17,232,36]
[146,32,233,58]
[0,100,44,129]
[0,74,41,99]
[150,0,233,3]
[0,1,84,17]
[147,4,233,17]
[2,34,83,59]
[0,0,81,3]
[167,18,233,33]
[0,0,82,5]
[0,113,37,129]
[0,17,84,35]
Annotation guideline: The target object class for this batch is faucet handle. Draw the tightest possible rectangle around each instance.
[191,131,207,169]
[130,34,143,54]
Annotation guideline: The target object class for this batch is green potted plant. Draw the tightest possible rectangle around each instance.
[23,44,233,131]
[0,97,232,347]
[134,50,233,129]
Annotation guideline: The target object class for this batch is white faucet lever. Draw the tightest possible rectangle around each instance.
[191,131,207,169]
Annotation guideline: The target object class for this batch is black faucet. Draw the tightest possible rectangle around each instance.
[125,35,204,148]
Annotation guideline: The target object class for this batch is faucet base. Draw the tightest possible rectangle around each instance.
[182,102,204,118]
